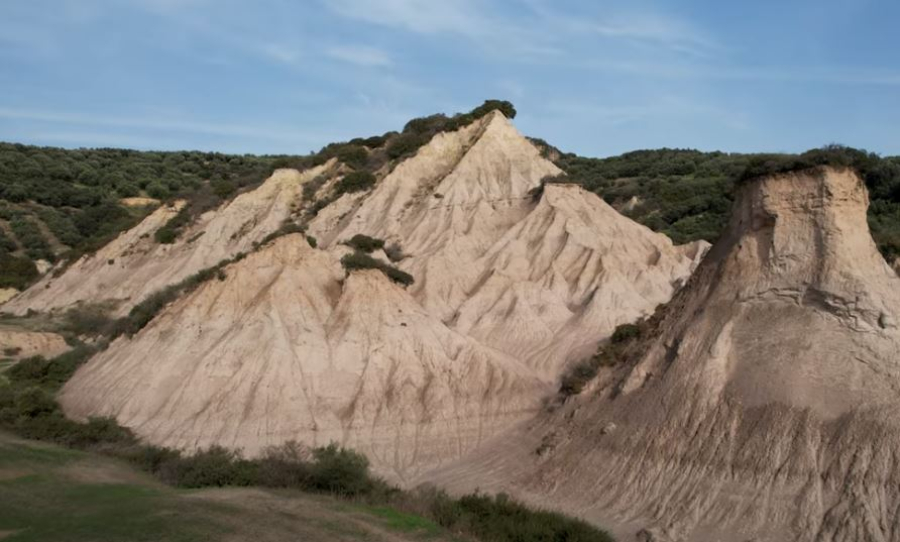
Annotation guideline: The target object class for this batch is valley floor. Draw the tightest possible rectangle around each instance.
[0,431,457,542]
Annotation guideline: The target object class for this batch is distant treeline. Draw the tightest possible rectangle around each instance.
[535,142,900,260]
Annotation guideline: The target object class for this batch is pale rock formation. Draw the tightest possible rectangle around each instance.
[425,167,900,542]
[45,111,701,479]
[3,166,332,317]
[0,327,68,360]
[59,235,545,481]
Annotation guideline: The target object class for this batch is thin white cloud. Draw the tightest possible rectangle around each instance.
[326,0,486,36]
[327,45,391,67]
[259,43,302,65]
[0,107,325,144]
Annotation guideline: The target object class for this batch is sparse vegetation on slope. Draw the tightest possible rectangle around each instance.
[345,234,385,253]
[557,321,651,401]
[341,251,414,286]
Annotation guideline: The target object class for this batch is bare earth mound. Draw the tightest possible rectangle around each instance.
[426,167,900,542]
[22,112,701,480]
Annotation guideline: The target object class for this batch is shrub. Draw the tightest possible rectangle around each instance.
[470,99,517,120]
[256,441,312,488]
[6,346,97,390]
[163,446,258,488]
[362,135,388,148]
[558,322,647,399]
[62,305,116,337]
[345,234,385,253]
[302,174,328,201]
[258,222,306,246]
[611,323,641,344]
[335,171,377,195]
[336,145,368,169]
[446,492,612,542]
[0,253,38,289]
[306,235,318,248]
[386,133,428,159]
[308,443,373,496]
[211,179,237,198]
[13,387,57,417]
[9,215,53,261]
[146,181,169,199]
[340,251,414,286]
[154,207,191,244]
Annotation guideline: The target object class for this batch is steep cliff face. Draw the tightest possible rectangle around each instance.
[427,167,900,541]
[33,112,702,479]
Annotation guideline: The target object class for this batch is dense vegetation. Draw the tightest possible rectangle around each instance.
[540,143,900,259]
[0,346,612,542]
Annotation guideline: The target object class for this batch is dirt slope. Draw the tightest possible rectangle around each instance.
[3,165,332,317]
[425,167,900,541]
[43,111,701,480]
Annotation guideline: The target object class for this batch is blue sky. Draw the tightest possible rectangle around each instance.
[1,0,898,157]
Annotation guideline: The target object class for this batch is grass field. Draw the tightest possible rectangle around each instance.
[0,432,455,542]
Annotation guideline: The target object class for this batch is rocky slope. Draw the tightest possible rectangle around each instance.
[425,167,900,541]
[3,165,334,317]
[8,111,703,479]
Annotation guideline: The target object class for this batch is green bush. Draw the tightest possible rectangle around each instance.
[9,215,53,261]
[309,443,373,496]
[35,207,83,247]
[0,253,38,289]
[62,305,117,337]
[386,133,429,159]
[302,174,328,201]
[611,323,641,344]
[6,346,97,391]
[340,251,414,286]
[154,207,191,244]
[162,446,258,488]
[336,145,368,169]
[558,322,648,399]
[446,492,611,542]
[255,441,312,488]
[335,171,377,195]
[13,387,58,417]
[345,234,384,253]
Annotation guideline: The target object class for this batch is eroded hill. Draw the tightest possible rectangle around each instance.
[425,166,900,541]
[8,111,703,481]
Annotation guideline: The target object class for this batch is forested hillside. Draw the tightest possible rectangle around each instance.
[535,143,900,260]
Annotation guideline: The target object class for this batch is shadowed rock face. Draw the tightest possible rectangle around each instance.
[48,112,703,480]
[425,167,900,542]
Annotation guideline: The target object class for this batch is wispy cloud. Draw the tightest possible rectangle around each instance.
[0,107,326,144]
[327,45,391,67]
[259,43,302,65]
[325,0,487,36]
